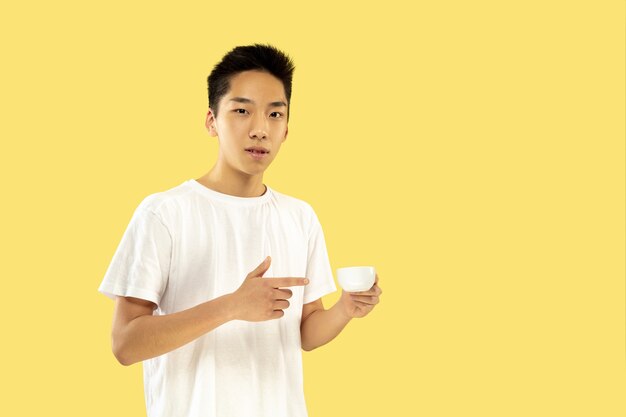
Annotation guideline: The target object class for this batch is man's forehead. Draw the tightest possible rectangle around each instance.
[227,96,287,107]
[225,71,287,103]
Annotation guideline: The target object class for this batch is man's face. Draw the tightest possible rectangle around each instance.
[206,70,289,177]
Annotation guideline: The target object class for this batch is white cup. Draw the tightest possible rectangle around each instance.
[337,266,376,292]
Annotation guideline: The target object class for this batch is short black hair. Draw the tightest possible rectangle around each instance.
[207,43,295,120]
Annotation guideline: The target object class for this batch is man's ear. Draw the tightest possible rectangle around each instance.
[282,126,288,143]
[205,109,218,137]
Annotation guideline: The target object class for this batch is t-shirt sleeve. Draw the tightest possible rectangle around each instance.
[98,198,172,308]
[302,205,338,304]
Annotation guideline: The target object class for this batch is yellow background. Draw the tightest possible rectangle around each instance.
[1,1,624,416]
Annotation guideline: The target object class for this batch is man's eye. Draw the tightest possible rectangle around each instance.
[234,109,248,114]
[270,112,283,118]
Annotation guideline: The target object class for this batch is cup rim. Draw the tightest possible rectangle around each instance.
[337,266,375,271]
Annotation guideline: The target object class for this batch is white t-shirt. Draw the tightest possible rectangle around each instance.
[98,179,337,417]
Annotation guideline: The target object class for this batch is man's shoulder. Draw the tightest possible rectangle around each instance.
[135,180,194,216]
[269,187,315,216]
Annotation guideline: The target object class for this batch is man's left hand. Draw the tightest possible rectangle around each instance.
[338,273,382,319]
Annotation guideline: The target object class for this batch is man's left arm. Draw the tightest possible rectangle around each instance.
[300,274,382,351]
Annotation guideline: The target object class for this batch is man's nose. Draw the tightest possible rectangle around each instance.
[250,129,267,139]
[250,113,268,139]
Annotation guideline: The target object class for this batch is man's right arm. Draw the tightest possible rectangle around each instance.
[110,256,308,366]
[111,294,235,366]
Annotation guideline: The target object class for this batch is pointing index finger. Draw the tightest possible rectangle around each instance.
[266,277,309,288]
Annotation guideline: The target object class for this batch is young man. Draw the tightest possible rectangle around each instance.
[98,43,382,417]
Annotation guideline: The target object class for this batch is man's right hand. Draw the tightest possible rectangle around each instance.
[231,256,309,322]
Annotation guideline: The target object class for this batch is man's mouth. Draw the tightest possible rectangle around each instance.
[245,147,270,154]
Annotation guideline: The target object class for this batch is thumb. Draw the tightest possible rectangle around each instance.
[248,256,271,279]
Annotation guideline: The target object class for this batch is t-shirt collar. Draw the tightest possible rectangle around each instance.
[186,179,272,206]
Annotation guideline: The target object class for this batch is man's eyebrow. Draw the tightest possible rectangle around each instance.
[228,97,287,107]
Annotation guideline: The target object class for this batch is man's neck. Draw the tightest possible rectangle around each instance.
[196,165,266,198]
